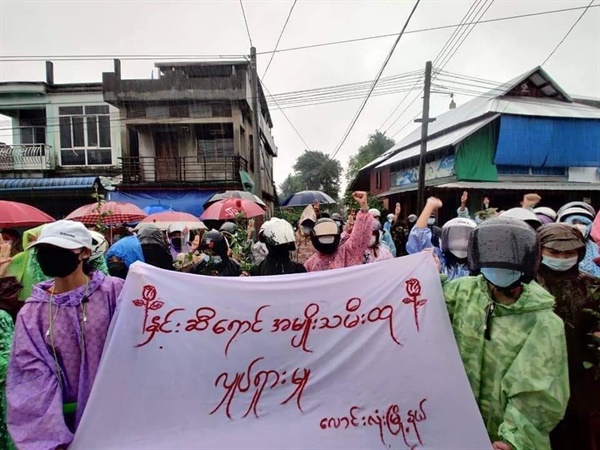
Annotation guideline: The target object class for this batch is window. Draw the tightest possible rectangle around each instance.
[196,123,234,161]
[376,171,382,189]
[497,165,566,176]
[59,105,112,166]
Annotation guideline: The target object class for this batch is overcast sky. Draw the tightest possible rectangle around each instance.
[1,0,599,188]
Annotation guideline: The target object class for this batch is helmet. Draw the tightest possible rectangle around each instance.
[219,222,237,235]
[368,208,381,218]
[201,230,228,258]
[311,218,341,255]
[168,222,188,236]
[441,217,477,259]
[261,218,295,247]
[533,207,557,225]
[407,214,418,224]
[331,213,344,223]
[500,207,542,230]
[557,201,595,221]
[557,206,595,223]
[386,214,394,222]
[468,217,540,283]
[89,230,108,261]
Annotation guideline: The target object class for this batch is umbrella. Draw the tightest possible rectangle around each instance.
[143,204,174,215]
[0,200,55,228]
[66,202,147,225]
[204,191,267,209]
[201,198,265,221]
[135,211,207,231]
[281,190,336,207]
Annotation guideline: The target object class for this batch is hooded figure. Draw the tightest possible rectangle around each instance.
[442,218,569,450]
[537,223,600,450]
[304,192,372,272]
[193,230,240,277]
[557,202,600,278]
[293,204,317,265]
[167,223,191,259]
[137,225,173,271]
[250,218,306,276]
[105,235,145,279]
[6,220,124,450]
[363,219,393,264]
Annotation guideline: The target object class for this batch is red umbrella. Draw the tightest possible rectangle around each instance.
[200,198,265,221]
[66,201,147,225]
[136,211,207,231]
[0,200,55,228]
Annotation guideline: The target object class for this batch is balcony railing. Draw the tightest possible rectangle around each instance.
[120,155,248,185]
[0,144,53,171]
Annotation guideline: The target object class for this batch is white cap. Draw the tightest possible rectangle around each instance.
[28,220,92,250]
[368,208,381,218]
[168,222,188,235]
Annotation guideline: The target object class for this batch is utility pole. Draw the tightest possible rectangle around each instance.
[416,61,435,211]
[250,47,263,201]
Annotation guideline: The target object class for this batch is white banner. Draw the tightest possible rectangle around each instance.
[72,253,491,450]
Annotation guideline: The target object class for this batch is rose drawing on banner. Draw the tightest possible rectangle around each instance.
[402,278,427,332]
[132,285,164,333]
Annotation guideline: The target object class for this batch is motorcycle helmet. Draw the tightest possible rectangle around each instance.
[201,230,229,258]
[89,230,108,261]
[219,222,237,236]
[261,218,296,249]
[533,207,557,225]
[441,217,476,260]
[557,201,595,221]
[311,218,341,255]
[500,207,542,230]
[369,208,381,218]
[468,217,540,283]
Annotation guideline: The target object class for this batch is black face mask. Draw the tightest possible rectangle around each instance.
[36,246,82,278]
[311,235,341,255]
[108,261,128,279]
[170,237,185,252]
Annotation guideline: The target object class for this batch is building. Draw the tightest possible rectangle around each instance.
[102,59,278,216]
[351,66,600,222]
[0,62,119,218]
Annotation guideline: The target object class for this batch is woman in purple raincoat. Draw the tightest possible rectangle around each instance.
[6,220,124,450]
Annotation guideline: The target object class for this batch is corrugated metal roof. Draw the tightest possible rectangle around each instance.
[437,181,600,191]
[0,177,99,192]
[361,67,599,174]
[376,115,499,169]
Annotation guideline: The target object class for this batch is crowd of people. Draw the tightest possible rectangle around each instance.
[0,190,598,450]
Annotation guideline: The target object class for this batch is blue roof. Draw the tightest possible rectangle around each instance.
[0,177,99,192]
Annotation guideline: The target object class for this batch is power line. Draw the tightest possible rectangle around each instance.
[260,81,313,151]
[541,0,596,67]
[239,0,254,48]
[1,5,596,63]
[262,0,298,80]
[330,0,421,161]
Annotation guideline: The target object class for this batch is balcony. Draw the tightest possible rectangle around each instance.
[0,144,54,171]
[120,155,248,186]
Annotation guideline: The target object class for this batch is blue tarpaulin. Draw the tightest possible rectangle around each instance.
[108,190,219,217]
[495,115,600,167]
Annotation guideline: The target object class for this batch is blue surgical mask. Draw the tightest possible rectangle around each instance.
[542,255,578,272]
[427,218,435,226]
[481,267,522,288]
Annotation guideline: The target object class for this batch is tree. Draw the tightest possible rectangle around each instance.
[279,174,303,202]
[346,131,395,184]
[293,150,343,200]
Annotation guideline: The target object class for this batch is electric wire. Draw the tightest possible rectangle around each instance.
[262,0,298,80]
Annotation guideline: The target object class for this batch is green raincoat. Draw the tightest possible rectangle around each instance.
[443,275,569,450]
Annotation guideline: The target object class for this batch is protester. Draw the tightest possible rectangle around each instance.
[293,203,317,265]
[105,235,145,279]
[557,202,600,277]
[536,223,600,450]
[407,197,443,255]
[442,217,569,450]
[0,242,21,450]
[369,208,396,256]
[363,219,393,264]
[6,220,124,449]
[304,192,371,272]
[534,206,557,225]
[192,230,240,277]
[250,218,306,276]
[440,217,477,280]
[331,213,345,234]
[1,230,22,257]
[137,225,174,271]
[167,223,191,259]
[7,225,44,301]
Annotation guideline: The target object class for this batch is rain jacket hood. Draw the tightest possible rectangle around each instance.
[443,274,569,450]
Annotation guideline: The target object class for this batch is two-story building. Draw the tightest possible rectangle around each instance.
[351,66,600,223]
[102,59,278,216]
[0,62,119,218]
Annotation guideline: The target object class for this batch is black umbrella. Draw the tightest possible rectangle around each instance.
[281,190,336,208]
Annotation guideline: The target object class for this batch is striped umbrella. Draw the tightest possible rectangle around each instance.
[135,211,207,231]
[66,202,147,225]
